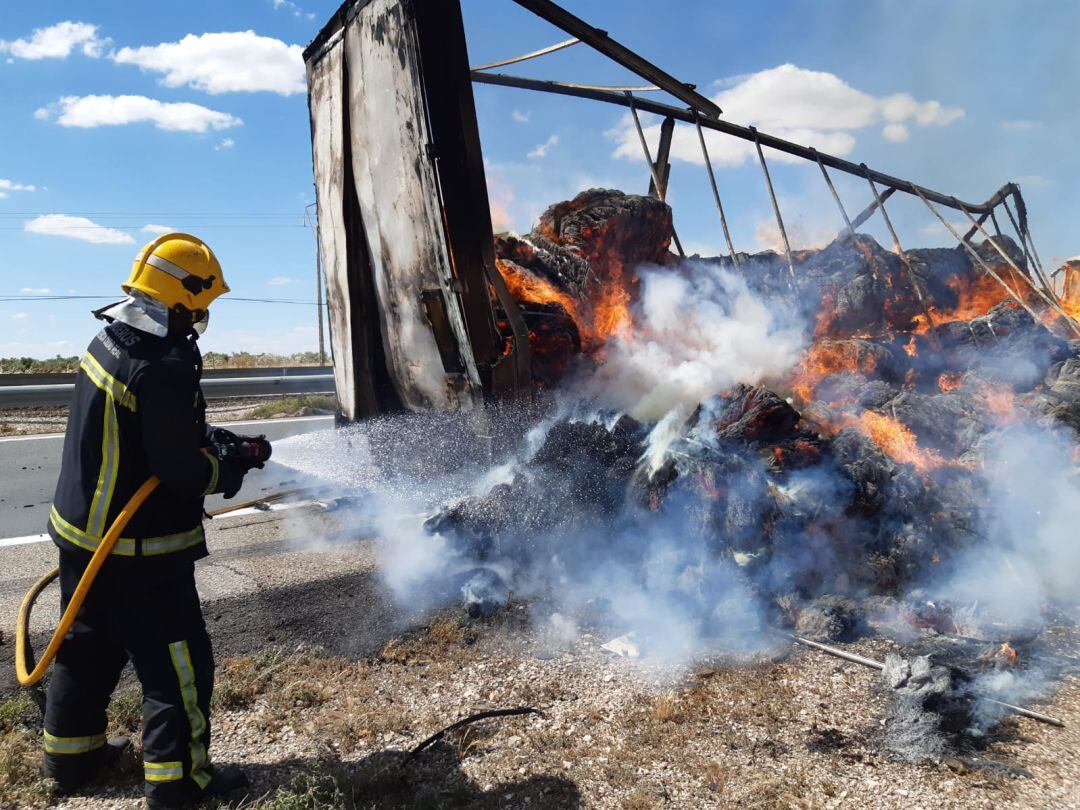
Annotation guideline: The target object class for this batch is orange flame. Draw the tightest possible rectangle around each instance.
[847,411,950,473]
[912,274,1012,333]
[976,381,1018,425]
[496,257,633,348]
[590,282,631,342]
[938,371,963,393]
[496,259,581,322]
[981,642,1019,668]
[788,340,879,404]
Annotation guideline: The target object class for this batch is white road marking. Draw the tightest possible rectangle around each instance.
[0,533,49,548]
[0,414,333,444]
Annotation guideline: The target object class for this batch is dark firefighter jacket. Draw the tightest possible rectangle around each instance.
[48,321,223,562]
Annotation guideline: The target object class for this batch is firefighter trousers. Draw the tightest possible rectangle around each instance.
[44,548,214,802]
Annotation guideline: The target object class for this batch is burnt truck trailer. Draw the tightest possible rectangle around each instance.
[303,0,532,421]
[304,1,1072,422]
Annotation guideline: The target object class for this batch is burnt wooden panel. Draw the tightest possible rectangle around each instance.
[413,0,531,396]
[341,0,481,412]
[307,41,376,419]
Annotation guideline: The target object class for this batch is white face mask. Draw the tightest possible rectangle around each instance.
[192,309,210,336]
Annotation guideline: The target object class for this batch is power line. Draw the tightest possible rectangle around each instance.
[0,225,309,230]
[0,212,306,217]
[0,294,322,305]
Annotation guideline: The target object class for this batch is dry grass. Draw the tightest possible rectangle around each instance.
[249,394,337,420]
[649,691,684,724]
[107,685,143,735]
[0,691,50,807]
[215,647,290,710]
[1,617,1073,809]
[425,616,466,645]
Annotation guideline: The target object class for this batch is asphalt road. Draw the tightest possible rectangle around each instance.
[0,415,334,540]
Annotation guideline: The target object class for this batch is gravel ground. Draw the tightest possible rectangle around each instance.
[1,508,1077,809]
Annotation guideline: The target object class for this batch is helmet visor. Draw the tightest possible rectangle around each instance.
[192,309,210,336]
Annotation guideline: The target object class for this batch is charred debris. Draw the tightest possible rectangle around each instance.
[303,0,1077,770]
[423,187,1078,762]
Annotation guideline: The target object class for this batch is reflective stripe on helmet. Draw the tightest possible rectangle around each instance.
[144,252,192,281]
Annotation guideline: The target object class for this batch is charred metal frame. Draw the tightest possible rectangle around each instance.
[472,71,1021,218]
[471,0,1077,333]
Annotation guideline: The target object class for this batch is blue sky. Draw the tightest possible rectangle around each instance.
[2,0,1077,359]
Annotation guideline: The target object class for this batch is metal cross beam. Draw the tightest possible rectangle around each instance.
[471,71,1017,216]
[511,0,721,118]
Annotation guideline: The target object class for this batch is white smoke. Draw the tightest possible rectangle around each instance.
[932,421,1080,630]
[584,261,807,421]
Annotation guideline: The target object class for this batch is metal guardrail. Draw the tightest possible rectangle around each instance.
[0,367,335,408]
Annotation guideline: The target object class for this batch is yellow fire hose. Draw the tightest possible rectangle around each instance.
[15,480,307,687]
[15,476,161,687]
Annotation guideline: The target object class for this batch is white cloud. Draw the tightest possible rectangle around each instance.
[141,224,174,234]
[0,178,36,199]
[0,21,109,60]
[880,93,963,126]
[1000,120,1041,132]
[512,109,531,124]
[267,276,295,286]
[19,287,51,294]
[25,214,135,245]
[919,218,968,239]
[215,137,236,150]
[528,134,559,160]
[1015,174,1051,189]
[882,122,910,142]
[36,95,242,133]
[610,64,965,168]
[271,0,315,19]
[11,312,29,320]
[0,339,76,359]
[112,31,305,95]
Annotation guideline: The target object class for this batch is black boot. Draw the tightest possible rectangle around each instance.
[52,736,131,795]
[145,765,250,808]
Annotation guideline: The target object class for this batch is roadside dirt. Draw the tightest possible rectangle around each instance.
[1,509,1076,809]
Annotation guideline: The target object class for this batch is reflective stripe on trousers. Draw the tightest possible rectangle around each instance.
[168,640,212,789]
[144,760,184,783]
[43,730,107,755]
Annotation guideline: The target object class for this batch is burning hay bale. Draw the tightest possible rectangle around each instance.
[532,187,673,283]
[493,189,672,357]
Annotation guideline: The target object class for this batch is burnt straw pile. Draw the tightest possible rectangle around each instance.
[391,189,1078,761]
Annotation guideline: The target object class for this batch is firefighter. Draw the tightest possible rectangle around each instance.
[44,233,268,807]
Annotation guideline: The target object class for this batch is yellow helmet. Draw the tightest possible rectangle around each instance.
[124,233,229,311]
